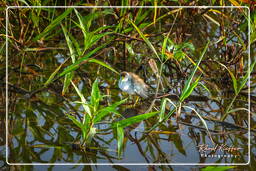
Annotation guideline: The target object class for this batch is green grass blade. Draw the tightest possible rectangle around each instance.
[90,79,101,112]
[161,33,170,60]
[66,114,82,129]
[68,31,82,56]
[86,127,96,144]
[89,59,119,74]
[44,62,63,86]
[117,125,124,158]
[218,62,238,95]
[59,40,112,77]
[159,98,167,122]
[128,19,161,62]
[62,72,74,95]
[201,166,235,171]
[94,99,127,123]
[180,76,201,102]
[112,111,159,128]
[61,24,77,63]
[71,81,91,117]
[33,8,73,41]
[238,60,256,93]
[183,105,214,145]
[74,9,87,34]
[180,41,209,102]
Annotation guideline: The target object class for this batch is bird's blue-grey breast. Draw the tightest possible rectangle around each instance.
[118,72,149,98]
[118,74,135,95]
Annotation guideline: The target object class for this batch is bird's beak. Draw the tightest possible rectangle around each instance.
[120,72,126,80]
[121,75,125,80]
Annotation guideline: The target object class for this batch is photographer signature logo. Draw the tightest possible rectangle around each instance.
[197,144,242,158]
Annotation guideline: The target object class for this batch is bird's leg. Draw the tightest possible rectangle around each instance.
[133,96,140,107]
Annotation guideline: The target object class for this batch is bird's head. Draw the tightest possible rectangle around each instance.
[120,72,130,81]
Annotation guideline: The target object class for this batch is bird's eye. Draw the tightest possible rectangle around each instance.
[120,73,126,78]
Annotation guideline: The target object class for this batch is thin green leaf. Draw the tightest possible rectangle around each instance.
[61,24,76,63]
[68,31,82,56]
[180,76,200,102]
[44,63,63,86]
[117,125,124,158]
[59,40,112,77]
[90,79,101,111]
[71,81,91,117]
[82,113,91,139]
[66,114,82,129]
[94,99,127,123]
[17,0,30,6]
[180,41,209,101]
[201,166,235,171]
[182,42,195,51]
[218,62,238,95]
[128,19,161,61]
[183,106,214,145]
[161,32,170,60]
[159,98,167,122]
[112,111,159,128]
[86,127,96,144]
[74,9,87,34]
[198,82,211,94]
[135,5,150,25]
[89,59,119,74]
[62,72,74,95]
[238,60,256,93]
[33,8,73,41]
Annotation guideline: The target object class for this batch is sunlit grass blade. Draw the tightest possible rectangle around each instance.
[145,108,176,133]
[218,62,238,95]
[134,5,150,25]
[74,9,87,36]
[159,98,167,122]
[228,0,240,6]
[61,24,77,95]
[183,106,214,145]
[180,41,209,102]
[238,60,256,93]
[61,24,76,63]
[112,111,159,128]
[59,40,112,77]
[161,32,170,60]
[145,98,177,133]
[201,166,235,171]
[68,31,82,56]
[128,19,161,62]
[117,125,124,158]
[33,8,73,41]
[94,99,127,123]
[44,62,63,86]
[153,0,157,25]
[198,82,211,94]
[90,79,101,111]
[86,127,96,144]
[62,72,73,95]
[66,114,82,129]
[180,76,201,102]
[203,14,220,26]
[85,31,113,53]
[71,81,91,117]
[89,59,119,74]
[17,0,30,6]
[144,8,182,30]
